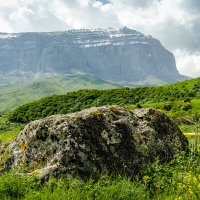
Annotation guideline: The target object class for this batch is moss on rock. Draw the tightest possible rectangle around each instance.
[1,106,188,179]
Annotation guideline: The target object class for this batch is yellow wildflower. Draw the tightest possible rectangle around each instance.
[143,175,150,184]
[188,188,194,196]
[193,176,198,184]
[177,183,186,191]
[175,197,183,200]
[198,183,200,191]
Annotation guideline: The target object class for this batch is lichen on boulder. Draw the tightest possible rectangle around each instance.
[0,106,188,179]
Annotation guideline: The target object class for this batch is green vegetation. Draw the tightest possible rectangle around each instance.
[0,74,118,112]
[0,113,24,144]
[127,99,200,125]
[0,77,200,199]
[0,136,199,200]
[8,77,200,123]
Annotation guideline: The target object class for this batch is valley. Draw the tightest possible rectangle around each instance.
[0,74,118,111]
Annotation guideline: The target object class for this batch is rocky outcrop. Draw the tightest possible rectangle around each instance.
[0,106,188,179]
[0,27,186,84]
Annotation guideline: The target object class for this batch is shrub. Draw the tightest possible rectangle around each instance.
[136,103,142,108]
[183,97,191,103]
[8,77,200,123]
[182,103,192,111]
[0,172,40,199]
[163,103,173,111]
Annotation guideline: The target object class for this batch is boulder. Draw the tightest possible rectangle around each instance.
[0,106,188,179]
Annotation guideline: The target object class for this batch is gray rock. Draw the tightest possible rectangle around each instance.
[0,27,187,84]
[0,106,188,179]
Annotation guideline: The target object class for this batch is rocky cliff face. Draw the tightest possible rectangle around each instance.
[0,106,188,179]
[0,27,186,84]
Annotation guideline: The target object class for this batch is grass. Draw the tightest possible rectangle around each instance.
[179,125,198,133]
[2,74,198,113]
[0,135,199,200]
[0,74,118,112]
[0,77,199,199]
[0,126,23,144]
[7,77,200,123]
[0,114,24,144]
[127,98,200,126]
[0,173,149,200]
[0,133,199,199]
[0,112,200,199]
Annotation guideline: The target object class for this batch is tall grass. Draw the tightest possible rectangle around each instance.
[0,136,199,200]
[0,111,199,200]
[0,114,24,145]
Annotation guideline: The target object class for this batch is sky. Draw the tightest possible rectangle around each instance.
[0,0,199,78]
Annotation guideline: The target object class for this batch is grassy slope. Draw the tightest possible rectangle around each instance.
[0,77,199,144]
[0,75,118,112]
[1,74,198,113]
[1,77,198,144]
[0,114,24,144]
[8,77,200,123]
[0,78,199,200]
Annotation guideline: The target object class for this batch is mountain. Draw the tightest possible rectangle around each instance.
[0,27,187,85]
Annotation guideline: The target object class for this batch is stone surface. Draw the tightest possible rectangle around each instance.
[0,106,188,179]
[0,27,187,84]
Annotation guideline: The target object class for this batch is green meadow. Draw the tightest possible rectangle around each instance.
[0,77,199,199]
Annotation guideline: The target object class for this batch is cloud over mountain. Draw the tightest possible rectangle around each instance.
[0,0,199,77]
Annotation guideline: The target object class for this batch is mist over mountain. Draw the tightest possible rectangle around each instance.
[0,27,187,85]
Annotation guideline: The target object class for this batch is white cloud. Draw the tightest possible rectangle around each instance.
[9,7,35,23]
[92,1,103,8]
[0,0,19,8]
[49,0,84,28]
[174,49,200,78]
[76,0,91,7]
[0,15,13,32]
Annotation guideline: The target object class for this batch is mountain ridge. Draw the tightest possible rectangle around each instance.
[0,27,188,84]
